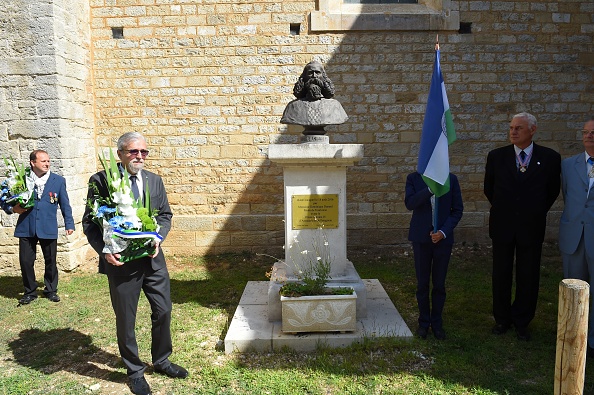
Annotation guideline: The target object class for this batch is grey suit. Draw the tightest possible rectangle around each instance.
[82,168,174,379]
[559,152,594,344]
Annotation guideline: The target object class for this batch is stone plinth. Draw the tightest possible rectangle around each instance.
[224,280,413,353]
[267,143,367,321]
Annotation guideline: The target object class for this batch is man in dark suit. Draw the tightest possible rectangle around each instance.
[2,150,75,305]
[405,171,463,340]
[559,117,594,356]
[82,132,187,395]
[484,112,561,341]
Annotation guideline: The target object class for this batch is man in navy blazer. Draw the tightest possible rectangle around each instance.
[405,171,463,340]
[2,150,74,305]
[484,112,561,341]
[82,132,187,395]
[559,117,594,356]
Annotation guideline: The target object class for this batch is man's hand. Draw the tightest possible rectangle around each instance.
[430,231,445,244]
[149,242,160,258]
[12,204,26,214]
[66,229,74,236]
[105,253,124,266]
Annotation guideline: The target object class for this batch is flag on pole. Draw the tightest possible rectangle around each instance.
[417,43,456,197]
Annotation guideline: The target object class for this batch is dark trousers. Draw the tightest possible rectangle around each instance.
[492,239,542,329]
[19,237,58,296]
[107,263,173,379]
[412,241,452,331]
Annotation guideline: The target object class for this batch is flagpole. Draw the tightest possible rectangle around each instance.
[433,34,439,234]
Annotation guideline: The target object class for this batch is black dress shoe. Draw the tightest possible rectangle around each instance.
[129,376,151,395]
[154,362,188,379]
[515,326,530,341]
[415,326,429,339]
[45,292,60,302]
[491,323,510,335]
[18,295,37,305]
[433,328,446,340]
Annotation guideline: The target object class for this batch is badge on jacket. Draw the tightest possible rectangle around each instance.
[49,192,57,204]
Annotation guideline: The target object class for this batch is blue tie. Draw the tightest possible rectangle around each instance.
[520,151,526,161]
[130,175,140,200]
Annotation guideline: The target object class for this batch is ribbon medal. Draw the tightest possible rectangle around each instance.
[517,151,532,173]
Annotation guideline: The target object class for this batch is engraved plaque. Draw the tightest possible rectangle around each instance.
[291,194,338,229]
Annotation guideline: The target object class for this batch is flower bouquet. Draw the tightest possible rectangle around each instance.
[86,150,163,263]
[0,156,35,210]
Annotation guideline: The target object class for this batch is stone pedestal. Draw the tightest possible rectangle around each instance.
[267,143,367,321]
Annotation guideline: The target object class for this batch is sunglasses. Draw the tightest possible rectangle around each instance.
[122,149,150,157]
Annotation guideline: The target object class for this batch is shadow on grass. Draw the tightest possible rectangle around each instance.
[222,245,580,394]
[0,275,24,301]
[8,328,127,383]
[168,251,271,342]
[347,244,586,395]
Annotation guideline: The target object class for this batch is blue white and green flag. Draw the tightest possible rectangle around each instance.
[418,47,456,197]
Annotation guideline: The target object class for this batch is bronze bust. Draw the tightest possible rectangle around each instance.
[281,61,348,135]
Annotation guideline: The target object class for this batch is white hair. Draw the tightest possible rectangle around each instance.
[513,112,537,128]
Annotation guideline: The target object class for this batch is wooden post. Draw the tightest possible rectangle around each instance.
[555,279,589,395]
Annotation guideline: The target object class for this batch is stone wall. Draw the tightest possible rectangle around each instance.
[0,0,94,273]
[89,0,593,257]
[1,0,593,272]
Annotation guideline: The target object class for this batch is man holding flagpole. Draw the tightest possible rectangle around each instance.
[405,40,463,340]
[484,112,560,341]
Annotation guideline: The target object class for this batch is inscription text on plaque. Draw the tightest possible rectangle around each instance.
[291,194,339,229]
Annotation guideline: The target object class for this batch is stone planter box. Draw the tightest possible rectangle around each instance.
[280,291,357,333]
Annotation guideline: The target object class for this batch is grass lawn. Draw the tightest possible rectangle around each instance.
[1,244,593,394]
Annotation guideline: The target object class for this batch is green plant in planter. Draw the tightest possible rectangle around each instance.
[278,253,331,297]
[262,226,354,297]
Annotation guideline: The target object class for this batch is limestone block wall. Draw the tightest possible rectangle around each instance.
[2,0,593,274]
[0,0,94,274]
[87,0,594,258]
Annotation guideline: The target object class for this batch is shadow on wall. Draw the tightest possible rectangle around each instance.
[190,2,474,262]
[174,0,592,262]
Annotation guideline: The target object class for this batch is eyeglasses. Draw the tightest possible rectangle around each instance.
[122,149,149,157]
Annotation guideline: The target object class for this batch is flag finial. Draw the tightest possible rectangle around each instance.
[435,34,439,51]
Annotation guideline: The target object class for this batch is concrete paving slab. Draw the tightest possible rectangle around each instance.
[224,279,413,353]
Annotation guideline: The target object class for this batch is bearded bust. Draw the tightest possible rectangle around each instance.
[280,61,348,135]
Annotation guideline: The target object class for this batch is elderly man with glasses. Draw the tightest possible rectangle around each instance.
[82,132,187,395]
[559,117,594,357]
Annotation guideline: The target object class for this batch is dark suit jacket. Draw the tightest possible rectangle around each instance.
[405,172,463,244]
[5,173,75,239]
[82,168,172,276]
[484,143,561,244]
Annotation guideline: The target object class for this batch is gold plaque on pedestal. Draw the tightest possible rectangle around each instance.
[291,194,339,229]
